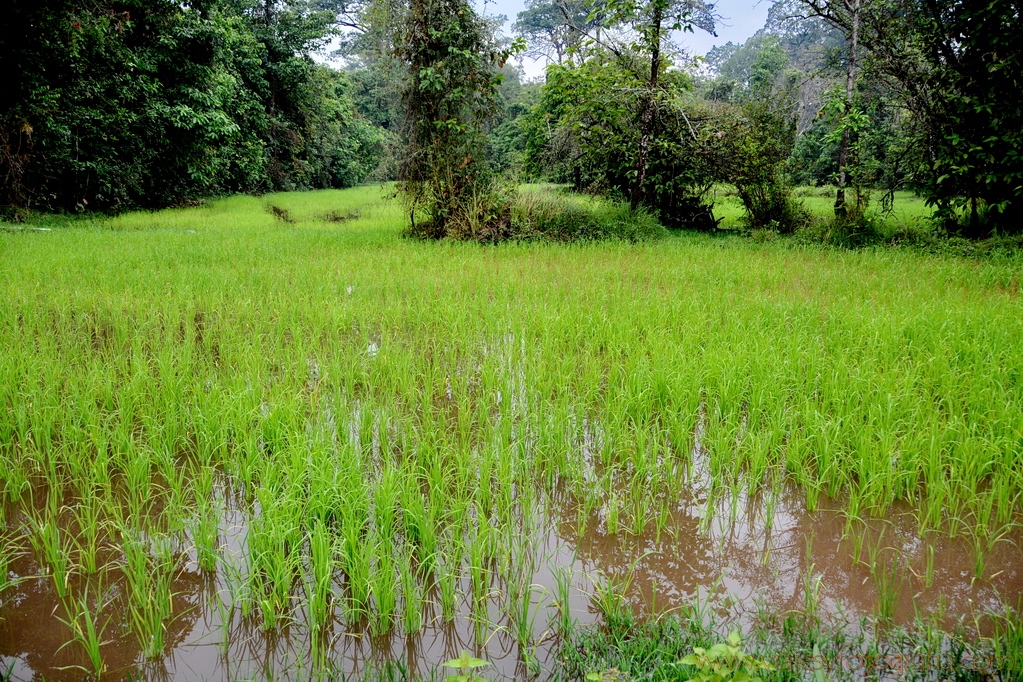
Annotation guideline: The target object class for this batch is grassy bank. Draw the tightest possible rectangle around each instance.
[1,185,1022,678]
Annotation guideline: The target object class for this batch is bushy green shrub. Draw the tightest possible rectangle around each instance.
[441,183,514,243]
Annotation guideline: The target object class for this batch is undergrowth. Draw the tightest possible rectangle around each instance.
[555,608,1023,682]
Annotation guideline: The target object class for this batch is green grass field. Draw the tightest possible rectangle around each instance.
[1,186,1022,678]
[708,186,934,233]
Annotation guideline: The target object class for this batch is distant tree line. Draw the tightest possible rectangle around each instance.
[0,0,385,217]
[502,0,1022,236]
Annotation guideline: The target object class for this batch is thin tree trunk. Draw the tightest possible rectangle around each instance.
[631,3,662,211]
[834,0,859,218]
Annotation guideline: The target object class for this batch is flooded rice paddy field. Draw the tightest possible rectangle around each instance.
[1,187,1022,679]
[2,482,1022,680]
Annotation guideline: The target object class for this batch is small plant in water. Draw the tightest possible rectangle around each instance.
[678,631,775,682]
[441,650,490,682]
[56,584,110,676]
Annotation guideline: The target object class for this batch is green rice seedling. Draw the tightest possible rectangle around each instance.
[160,465,190,535]
[436,559,460,623]
[29,511,72,601]
[550,564,574,637]
[121,529,176,659]
[402,489,439,580]
[339,520,372,624]
[802,564,823,623]
[507,575,546,655]
[841,507,865,555]
[0,452,31,509]
[587,550,656,632]
[69,490,104,575]
[873,554,902,623]
[589,570,629,631]
[190,501,221,573]
[307,519,334,633]
[629,496,649,537]
[123,449,153,518]
[400,549,423,635]
[370,538,397,635]
[967,514,1016,581]
[864,526,886,571]
[248,497,301,631]
[55,584,111,676]
[575,503,590,537]
[468,530,490,615]
[653,503,670,544]
[991,606,1023,675]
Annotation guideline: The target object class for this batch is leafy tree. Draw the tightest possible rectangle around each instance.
[523,50,723,228]
[705,34,789,95]
[596,0,717,208]
[487,66,541,175]
[801,0,1023,235]
[512,0,597,63]
[393,0,518,239]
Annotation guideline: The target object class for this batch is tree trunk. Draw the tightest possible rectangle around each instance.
[834,0,859,218]
[631,2,662,211]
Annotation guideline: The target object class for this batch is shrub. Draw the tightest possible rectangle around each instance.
[795,212,883,248]
[509,187,667,242]
[734,181,810,233]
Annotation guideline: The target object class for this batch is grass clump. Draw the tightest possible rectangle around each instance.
[402,184,666,243]
[509,186,667,242]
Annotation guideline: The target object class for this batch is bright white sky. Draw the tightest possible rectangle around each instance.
[474,0,772,79]
[316,0,771,78]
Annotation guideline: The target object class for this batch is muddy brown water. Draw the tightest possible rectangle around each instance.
[1,484,1021,681]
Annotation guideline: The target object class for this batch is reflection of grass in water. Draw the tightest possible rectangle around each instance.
[1,184,1022,672]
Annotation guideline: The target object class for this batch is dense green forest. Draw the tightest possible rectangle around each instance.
[0,1,386,214]
[1,0,1020,234]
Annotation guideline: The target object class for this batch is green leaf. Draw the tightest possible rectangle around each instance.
[442,650,490,670]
